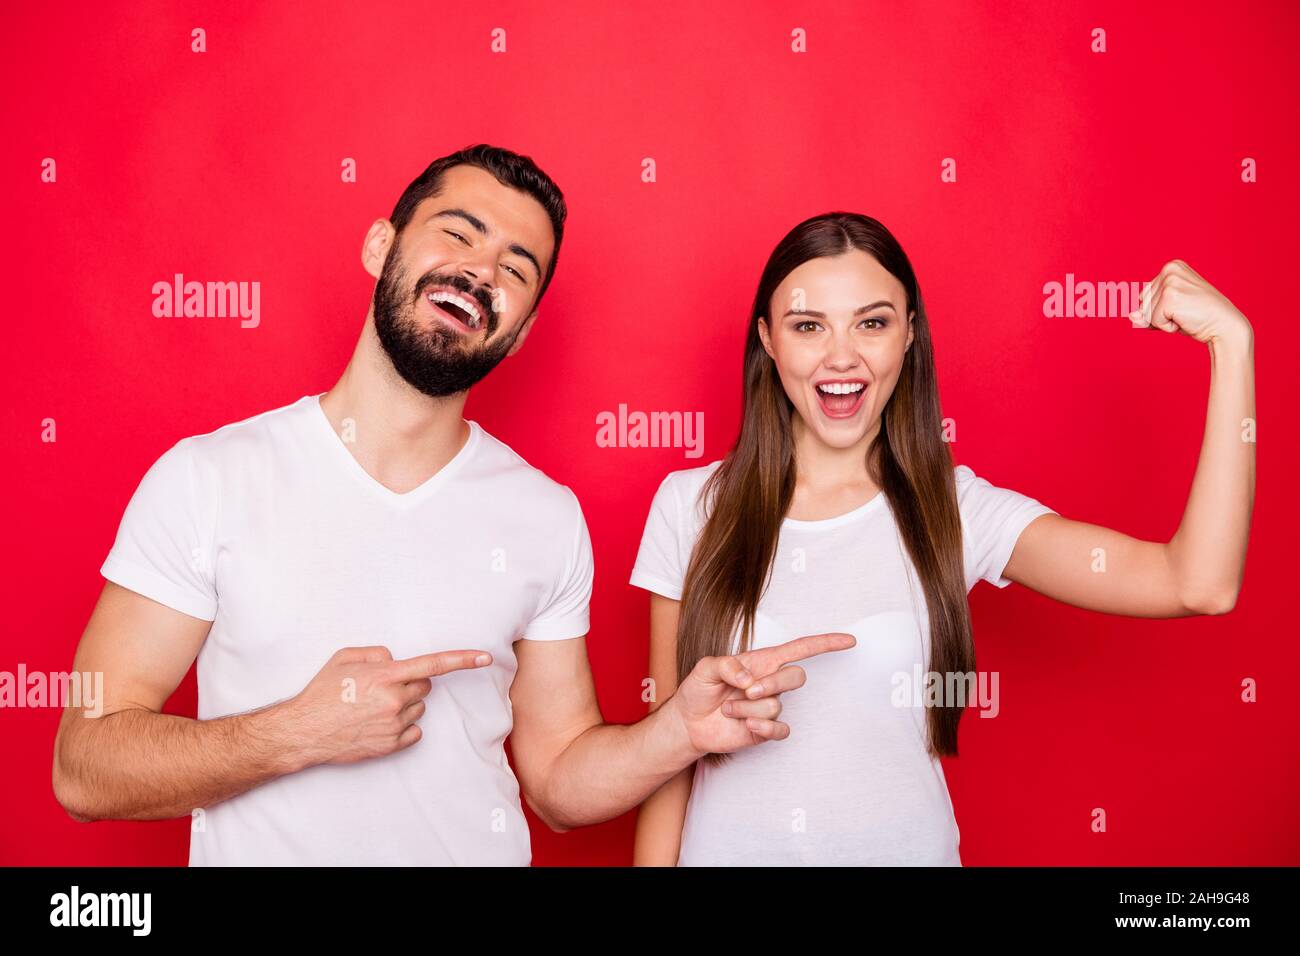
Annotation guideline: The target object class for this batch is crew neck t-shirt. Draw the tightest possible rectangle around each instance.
[100,394,593,866]
[629,461,1055,866]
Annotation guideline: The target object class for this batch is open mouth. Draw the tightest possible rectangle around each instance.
[814,380,868,419]
[423,287,484,334]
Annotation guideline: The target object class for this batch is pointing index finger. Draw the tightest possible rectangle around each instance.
[391,650,493,682]
[744,632,856,673]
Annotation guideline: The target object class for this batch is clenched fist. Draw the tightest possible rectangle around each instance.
[1128,259,1253,348]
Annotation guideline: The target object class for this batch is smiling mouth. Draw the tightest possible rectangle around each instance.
[814,381,868,418]
[423,288,484,334]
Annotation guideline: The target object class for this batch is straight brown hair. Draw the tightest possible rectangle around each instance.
[675,212,972,762]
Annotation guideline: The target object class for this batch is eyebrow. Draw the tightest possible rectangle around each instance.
[431,208,542,283]
[782,300,898,319]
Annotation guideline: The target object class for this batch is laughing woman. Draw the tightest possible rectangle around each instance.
[630,213,1255,866]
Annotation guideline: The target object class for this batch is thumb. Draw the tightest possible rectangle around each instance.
[691,654,755,692]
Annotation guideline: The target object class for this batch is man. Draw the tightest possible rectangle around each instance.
[51,144,853,865]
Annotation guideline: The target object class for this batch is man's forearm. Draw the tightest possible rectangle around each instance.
[535,696,700,831]
[54,702,309,821]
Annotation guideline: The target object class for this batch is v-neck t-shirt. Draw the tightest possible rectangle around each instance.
[100,394,594,865]
[629,460,1055,865]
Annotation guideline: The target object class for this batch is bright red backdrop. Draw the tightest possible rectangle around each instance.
[3,0,1297,866]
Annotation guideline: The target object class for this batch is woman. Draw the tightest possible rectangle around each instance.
[630,213,1255,866]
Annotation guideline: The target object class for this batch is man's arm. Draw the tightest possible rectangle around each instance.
[506,635,692,833]
[53,581,491,821]
[508,629,851,832]
[52,582,305,821]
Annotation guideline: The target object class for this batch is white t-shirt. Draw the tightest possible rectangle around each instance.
[101,394,593,866]
[630,461,1055,866]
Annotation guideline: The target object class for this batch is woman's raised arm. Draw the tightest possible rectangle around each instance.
[1003,259,1255,618]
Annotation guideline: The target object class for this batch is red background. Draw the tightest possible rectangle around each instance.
[4,0,1297,866]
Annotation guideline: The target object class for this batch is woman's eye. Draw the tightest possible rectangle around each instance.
[795,320,820,333]
[861,317,887,330]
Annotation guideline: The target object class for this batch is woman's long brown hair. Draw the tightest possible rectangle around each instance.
[675,212,971,763]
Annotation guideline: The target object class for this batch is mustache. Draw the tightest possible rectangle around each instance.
[412,272,497,335]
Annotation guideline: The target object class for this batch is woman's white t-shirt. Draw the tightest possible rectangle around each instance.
[629,461,1056,866]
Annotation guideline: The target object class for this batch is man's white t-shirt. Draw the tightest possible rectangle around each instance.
[629,461,1055,866]
[101,394,593,866]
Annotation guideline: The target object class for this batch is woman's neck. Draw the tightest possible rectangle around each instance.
[786,414,882,520]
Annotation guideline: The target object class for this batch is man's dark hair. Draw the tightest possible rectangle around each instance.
[388,144,567,311]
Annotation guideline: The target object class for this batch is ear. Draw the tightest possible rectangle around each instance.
[757,317,776,360]
[362,219,396,280]
[506,309,541,357]
[906,311,915,351]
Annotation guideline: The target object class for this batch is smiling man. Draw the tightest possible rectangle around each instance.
[51,144,854,865]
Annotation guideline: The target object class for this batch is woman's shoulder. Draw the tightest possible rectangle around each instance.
[658,458,723,492]
[951,463,1006,520]
[951,461,1055,522]
[651,459,724,520]
[952,462,995,497]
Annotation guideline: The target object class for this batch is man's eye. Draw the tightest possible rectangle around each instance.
[504,264,524,281]
[445,230,471,245]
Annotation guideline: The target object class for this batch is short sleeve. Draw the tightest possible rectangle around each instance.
[100,439,219,621]
[629,472,689,600]
[955,464,1056,590]
[521,488,593,641]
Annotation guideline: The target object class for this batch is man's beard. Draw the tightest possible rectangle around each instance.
[371,242,521,398]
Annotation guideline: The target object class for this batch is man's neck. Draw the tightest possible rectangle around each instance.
[318,318,472,495]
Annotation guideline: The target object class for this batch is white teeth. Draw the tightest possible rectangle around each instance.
[427,290,482,329]
[817,382,865,395]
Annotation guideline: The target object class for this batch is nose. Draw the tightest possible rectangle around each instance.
[823,328,860,371]
[456,249,498,292]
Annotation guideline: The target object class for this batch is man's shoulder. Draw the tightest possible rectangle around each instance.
[467,421,584,519]
[176,394,317,462]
